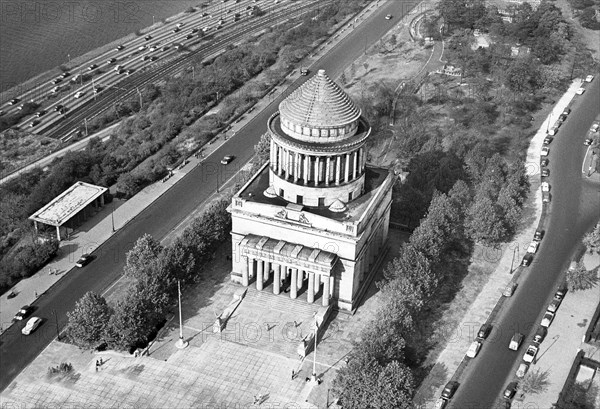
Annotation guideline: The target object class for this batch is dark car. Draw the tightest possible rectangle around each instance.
[9,98,20,105]
[144,35,152,41]
[115,45,125,51]
[75,253,93,267]
[477,323,492,340]
[543,136,553,145]
[441,381,459,399]
[541,168,550,177]
[186,34,194,39]
[36,110,47,118]
[60,71,71,78]
[563,107,571,116]
[30,119,41,127]
[88,64,98,71]
[557,113,568,123]
[52,78,62,85]
[534,229,545,241]
[541,158,549,167]
[221,155,235,165]
[13,305,33,321]
[503,382,518,400]
[533,326,546,344]
[521,254,534,266]
[554,287,567,301]
[55,104,63,112]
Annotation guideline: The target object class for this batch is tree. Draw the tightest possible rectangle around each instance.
[582,222,600,254]
[116,172,140,198]
[254,132,271,166]
[65,292,113,349]
[566,262,598,292]
[372,361,414,409]
[124,234,163,280]
[521,368,550,395]
[465,193,506,245]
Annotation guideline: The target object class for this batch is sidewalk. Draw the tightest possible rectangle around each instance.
[413,79,584,408]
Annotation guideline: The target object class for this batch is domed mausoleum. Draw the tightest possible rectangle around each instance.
[228,70,394,312]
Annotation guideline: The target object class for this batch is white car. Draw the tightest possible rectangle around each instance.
[541,311,555,328]
[22,316,42,335]
[523,345,538,363]
[527,241,540,254]
[74,91,85,98]
[138,45,147,51]
[541,182,550,192]
[590,123,599,133]
[576,87,585,95]
[516,362,529,378]
[466,341,482,358]
[541,147,550,156]
[585,75,594,82]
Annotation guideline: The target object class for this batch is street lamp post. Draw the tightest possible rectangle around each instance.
[311,320,319,383]
[510,246,518,274]
[175,280,188,349]
[111,203,115,233]
[53,309,61,340]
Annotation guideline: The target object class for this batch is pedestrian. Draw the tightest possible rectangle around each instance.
[99,357,103,365]
[291,369,295,380]
[34,291,38,298]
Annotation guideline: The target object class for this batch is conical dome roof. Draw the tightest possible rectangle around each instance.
[279,69,361,130]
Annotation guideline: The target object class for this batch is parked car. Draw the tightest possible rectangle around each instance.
[466,341,482,358]
[9,98,19,105]
[576,87,585,95]
[21,317,42,335]
[557,113,567,123]
[543,136,553,145]
[554,288,567,301]
[527,241,540,254]
[441,381,459,399]
[52,78,62,85]
[36,110,47,117]
[300,68,309,76]
[521,254,534,266]
[541,311,555,328]
[584,138,593,146]
[477,323,492,340]
[144,35,152,40]
[547,298,561,313]
[509,333,523,350]
[503,381,518,400]
[75,253,93,267]
[88,64,98,71]
[541,146,550,156]
[30,119,40,127]
[541,182,550,192]
[590,123,599,133]
[434,399,448,409]
[107,58,117,64]
[542,191,551,203]
[516,363,529,378]
[115,45,124,51]
[385,14,392,19]
[534,229,545,241]
[523,345,538,363]
[541,168,550,177]
[541,158,549,167]
[503,281,517,297]
[563,107,571,116]
[13,305,33,321]
[585,75,594,82]
[533,326,547,343]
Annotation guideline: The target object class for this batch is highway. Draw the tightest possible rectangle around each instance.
[0,0,412,392]
[449,78,600,408]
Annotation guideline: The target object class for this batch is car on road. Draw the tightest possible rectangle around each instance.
[576,87,585,95]
[75,253,93,267]
[52,78,62,85]
[541,182,550,192]
[186,34,194,39]
[144,35,152,40]
[29,120,40,127]
[191,28,199,33]
[563,107,571,116]
[477,323,492,340]
[142,55,150,61]
[541,168,550,177]
[523,345,538,363]
[126,69,134,75]
[541,158,549,167]
[541,311,555,328]
[503,281,517,297]
[172,27,180,33]
[585,75,594,82]
[516,363,529,378]
[548,125,559,136]
[115,45,124,51]
[54,104,64,112]
[9,98,19,105]
[441,381,459,399]
[51,86,60,93]
[59,71,71,79]
[162,45,170,51]
[75,91,85,98]
[35,110,46,117]
[534,229,545,241]
[547,298,561,313]
[554,288,567,302]
[557,113,567,123]
[584,138,593,146]
[503,382,518,400]
[0,110,4,116]
[176,22,184,27]
[434,398,448,409]
[88,64,98,71]
[543,191,551,203]
[301,68,309,76]
[509,333,523,350]
[521,253,533,266]
[93,86,103,94]
[590,123,599,133]
[533,326,547,343]
[385,14,392,19]
[138,45,147,51]
[466,341,482,358]
[543,136,553,145]
[107,58,117,64]
[527,241,540,254]
[541,146,549,156]
[221,155,235,165]
[13,305,33,321]
[150,46,157,51]
[21,317,42,335]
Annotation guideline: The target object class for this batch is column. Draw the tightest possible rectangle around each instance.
[288,151,294,178]
[314,272,321,295]
[290,268,298,299]
[314,157,320,186]
[304,155,310,185]
[361,147,366,168]
[249,258,255,281]
[325,157,331,186]
[242,256,249,286]
[307,272,315,303]
[256,260,264,291]
[295,153,301,182]
[270,142,275,169]
[353,150,358,179]
[264,261,271,284]
[335,156,341,185]
[345,153,351,182]
[323,277,331,307]
[297,269,304,289]
[55,225,61,241]
[273,264,281,295]
[100,195,105,207]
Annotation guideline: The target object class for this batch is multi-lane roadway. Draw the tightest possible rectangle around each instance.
[448,78,600,408]
[0,0,411,392]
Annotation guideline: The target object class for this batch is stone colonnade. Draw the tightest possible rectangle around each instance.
[270,143,366,187]
[241,256,332,307]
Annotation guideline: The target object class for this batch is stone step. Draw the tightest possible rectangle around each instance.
[245,285,323,317]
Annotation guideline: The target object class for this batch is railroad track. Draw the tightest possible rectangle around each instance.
[44,1,332,141]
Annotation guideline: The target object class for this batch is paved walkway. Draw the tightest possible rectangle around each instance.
[413,79,585,408]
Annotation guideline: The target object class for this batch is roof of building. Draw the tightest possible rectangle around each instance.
[279,69,361,130]
[240,234,337,267]
[236,164,390,222]
[29,181,107,226]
